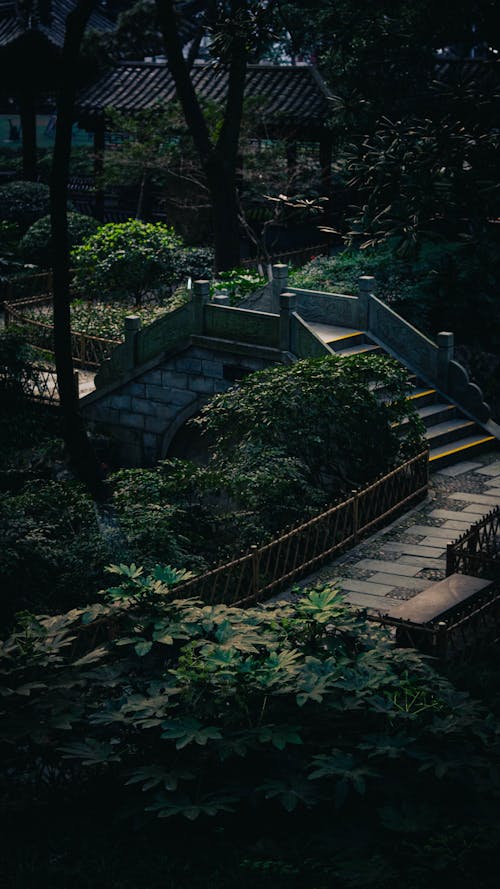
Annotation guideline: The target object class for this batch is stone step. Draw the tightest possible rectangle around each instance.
[425,418,477,448]
[390,573,493,625]
[429,435,496,468]
[408,387,437,407]
[417,402,457,427]
[304,322,364,346]
[335,343,382,357]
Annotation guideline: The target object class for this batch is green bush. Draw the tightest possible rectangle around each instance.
[211,267,266,304]
[0,181,51,235]
[194,353,425,494]
[0,479,110,626]
[71,219,184,305]
[19,211,99,267]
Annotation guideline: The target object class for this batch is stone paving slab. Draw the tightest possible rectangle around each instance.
[449,503,495,515]
[338,578,395,596]
[344,592,398,612]
[448,492,500,506]
[429,508,486,521]
[406,524,458,539]
[436,461,482,476]
[421,536,452,548]
[441,519,473,530]
[367,573,431,591]
[283,449,500,615]
[383,542,444,557]
[476,461,500,477]
[356,559,421,577]
[397,554,446,569]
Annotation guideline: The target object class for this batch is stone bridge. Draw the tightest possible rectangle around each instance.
[80,267,500,467]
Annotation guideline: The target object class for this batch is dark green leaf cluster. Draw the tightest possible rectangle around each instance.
[19,212,99,269]
[194,353,425,491]
[0,479,111,626]
[1,572,499,837]
[0,182,51,236]
[71,219,214,305]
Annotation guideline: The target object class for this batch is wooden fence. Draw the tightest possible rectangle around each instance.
[0,270,52,304]
[0,363,60,406]
[446,506,500,579]
[4,295,120,368]
[173,450,429,607]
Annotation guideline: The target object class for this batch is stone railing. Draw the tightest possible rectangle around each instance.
[270,266,492,426]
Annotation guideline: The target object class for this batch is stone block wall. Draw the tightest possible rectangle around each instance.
[82,341,279,466]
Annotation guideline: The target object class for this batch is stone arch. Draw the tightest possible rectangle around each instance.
[160,397,206,459]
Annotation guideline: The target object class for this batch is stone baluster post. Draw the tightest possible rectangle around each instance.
[193,279,210,333]
[272,263,289,313]
[437,331,454,392]
[124,315,141,371]
[279,291,297,352]
[358,275,376,331]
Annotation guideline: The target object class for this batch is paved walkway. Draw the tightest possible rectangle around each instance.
[290,449,500,613]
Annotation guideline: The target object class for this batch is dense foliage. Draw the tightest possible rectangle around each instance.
[0,181,52,235]
[71,219,213,304]
[194,353,424,490]
[19,211,99,268]
[110,354,425,570]
[1,571,500,887]
[291,240,499,341]
[71,219,182,304]
[0,480,110,625]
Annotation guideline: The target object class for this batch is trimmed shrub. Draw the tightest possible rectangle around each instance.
[0,181,51,235]
[71,219,184,305]
[19,211,99,267]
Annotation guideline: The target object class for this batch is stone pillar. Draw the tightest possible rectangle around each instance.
[437,331,454,392]
[124,315,141,371]
[212,294,230,305]
[358,275,376,331]
[193,279,210,333]
[272,263,289,312]
[279,292,297,352]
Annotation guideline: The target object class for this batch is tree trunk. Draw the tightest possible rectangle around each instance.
[50,0,103,496]
[207,159,241,271]
[19,90,37,181]
[155,0,248,272]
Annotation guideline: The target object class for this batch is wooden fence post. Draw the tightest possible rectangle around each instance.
[436,621,448,659]
[352,491,359,543]
[251,545,260,598]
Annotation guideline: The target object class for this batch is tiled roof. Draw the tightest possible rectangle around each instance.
[76,62,332,128]
[0,1,113,50]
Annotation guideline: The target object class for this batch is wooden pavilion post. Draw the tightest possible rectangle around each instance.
[93,116,105,221]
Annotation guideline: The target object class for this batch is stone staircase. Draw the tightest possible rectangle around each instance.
[307,322,496,469]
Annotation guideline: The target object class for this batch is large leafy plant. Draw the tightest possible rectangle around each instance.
[1,569,499,839]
